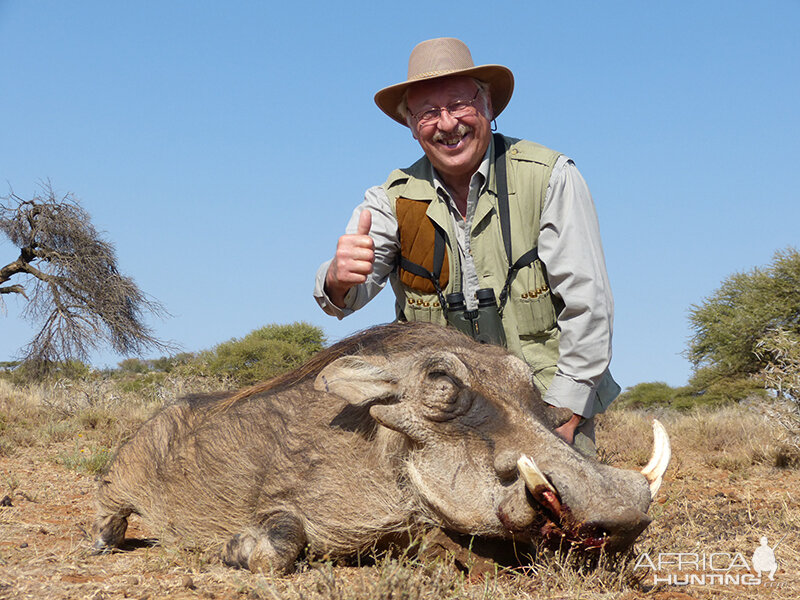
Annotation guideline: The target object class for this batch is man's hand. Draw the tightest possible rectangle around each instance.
[324,209,375,308]
[554,412,582,445]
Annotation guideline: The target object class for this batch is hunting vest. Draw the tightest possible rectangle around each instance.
[382,134,563,390]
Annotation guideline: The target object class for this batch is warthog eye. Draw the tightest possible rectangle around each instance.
[417,352,472,422]
[427,370,451,382]
[424,370,458,398]
[422,373,473,422]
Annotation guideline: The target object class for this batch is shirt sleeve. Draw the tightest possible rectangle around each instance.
[313,185,400,319]
[538,156,614,417]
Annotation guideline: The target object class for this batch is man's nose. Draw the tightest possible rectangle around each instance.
[437,108,459,131]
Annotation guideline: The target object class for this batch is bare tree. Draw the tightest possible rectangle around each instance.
[1,184,170,371]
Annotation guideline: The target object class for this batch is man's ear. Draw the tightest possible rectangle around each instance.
[314,356,399,406]
[476,83,494,120]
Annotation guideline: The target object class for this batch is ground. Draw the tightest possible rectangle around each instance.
[1,389,799,599]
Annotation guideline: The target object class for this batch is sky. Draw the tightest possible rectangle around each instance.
[1,1,798,389]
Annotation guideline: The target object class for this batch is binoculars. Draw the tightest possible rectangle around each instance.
[445,288,507,347]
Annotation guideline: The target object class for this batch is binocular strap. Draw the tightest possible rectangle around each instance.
[494,133,540,314]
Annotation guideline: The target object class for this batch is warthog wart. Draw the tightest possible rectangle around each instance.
[93,322,670,572]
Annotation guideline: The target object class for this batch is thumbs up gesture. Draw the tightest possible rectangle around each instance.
[325,209,375,308]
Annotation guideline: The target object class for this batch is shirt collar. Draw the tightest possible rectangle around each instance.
[431,139,493,202]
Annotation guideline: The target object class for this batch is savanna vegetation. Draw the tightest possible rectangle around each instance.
[687,247,800,403]
[1,242,799,597]
[1,371,798,598]
[616,247,800,448]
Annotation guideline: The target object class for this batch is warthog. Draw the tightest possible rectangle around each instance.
[93,322,670,572]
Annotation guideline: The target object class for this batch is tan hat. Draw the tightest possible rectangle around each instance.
[374,37,514,126]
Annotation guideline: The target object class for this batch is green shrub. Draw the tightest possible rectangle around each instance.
[680,373,769,409]
[3,359,94,384]
[182,322,325,385]
[116,371,169,394]
[118,358,150,374]
[615,377,768,411]
[614,382,678,410]
[151,352,195,372]
[117,353,195,375]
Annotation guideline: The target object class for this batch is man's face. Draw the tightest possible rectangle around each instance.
[406,76,493,187]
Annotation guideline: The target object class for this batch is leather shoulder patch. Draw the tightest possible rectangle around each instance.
[396,197,449,293]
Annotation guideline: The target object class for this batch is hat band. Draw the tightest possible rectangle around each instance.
[410,68,464,80]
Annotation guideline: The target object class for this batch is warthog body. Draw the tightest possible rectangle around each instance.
[94,322,668,572]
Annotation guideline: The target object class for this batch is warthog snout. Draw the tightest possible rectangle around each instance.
[516,420,671,552]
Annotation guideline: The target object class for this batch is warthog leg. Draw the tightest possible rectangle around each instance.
[92,506,133,553]
[418,528,501,577]
[221,510,307,574]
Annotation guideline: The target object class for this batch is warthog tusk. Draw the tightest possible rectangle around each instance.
[517,455,564,515]
[517,455,557,495]
[640,419,671,498]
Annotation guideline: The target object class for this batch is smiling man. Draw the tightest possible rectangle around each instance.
[313,38,618,455]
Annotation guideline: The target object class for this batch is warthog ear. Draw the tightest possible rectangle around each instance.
[314,356,399,406]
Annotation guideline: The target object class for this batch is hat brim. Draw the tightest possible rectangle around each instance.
[374,64,514,126]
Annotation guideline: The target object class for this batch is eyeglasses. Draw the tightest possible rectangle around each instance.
[411,89,481,126]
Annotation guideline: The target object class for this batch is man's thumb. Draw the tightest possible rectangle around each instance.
[357,209,372,235]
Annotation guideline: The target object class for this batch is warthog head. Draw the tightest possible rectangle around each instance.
[313,326,670,554]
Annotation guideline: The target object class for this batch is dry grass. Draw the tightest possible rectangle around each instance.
[0,375,227,457]
[599,405,799,474]
[1,379,799,599]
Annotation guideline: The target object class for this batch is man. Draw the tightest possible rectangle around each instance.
[313,38,618,455]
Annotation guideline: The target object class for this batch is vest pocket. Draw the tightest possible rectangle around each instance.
[508,261,557,336]
[401,290,446,326]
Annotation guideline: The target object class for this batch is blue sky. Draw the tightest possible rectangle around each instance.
[1,1,797,389]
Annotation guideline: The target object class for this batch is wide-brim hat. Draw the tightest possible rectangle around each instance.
[374,37,514,127]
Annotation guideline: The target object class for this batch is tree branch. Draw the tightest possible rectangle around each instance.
[0,284,27,297]
[0,256,30,285]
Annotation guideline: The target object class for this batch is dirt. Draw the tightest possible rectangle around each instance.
[1,439,798,599]
[0,444,240,600]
